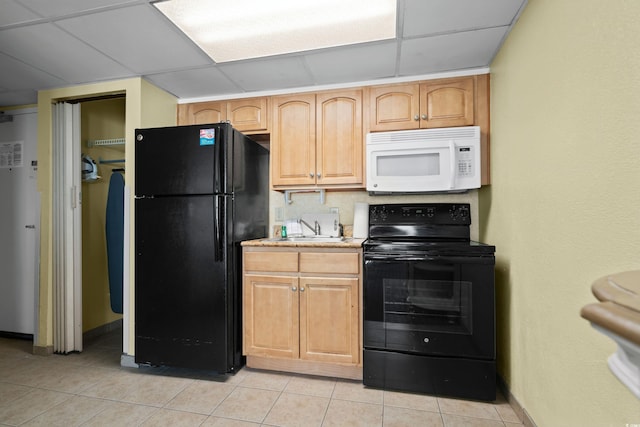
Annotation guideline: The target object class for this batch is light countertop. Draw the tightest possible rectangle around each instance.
[241,238,365,248]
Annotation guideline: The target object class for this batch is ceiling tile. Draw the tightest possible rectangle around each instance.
[399,27,509,75]
[16,0,143,17]
[218,57,315,92]
[0,1,528,106]
[0,23,134,83]
[0,52,67,90]
[403,0,525,37]
[304,42,398,85]
[55,4,212,74]
[146,67,240,99]
[0,1,42,27]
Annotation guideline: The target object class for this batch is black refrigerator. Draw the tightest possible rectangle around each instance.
[134,122,269,373]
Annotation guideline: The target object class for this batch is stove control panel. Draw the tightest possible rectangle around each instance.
[369,203,471,225]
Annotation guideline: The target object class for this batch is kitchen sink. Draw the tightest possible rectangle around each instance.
[263,236,346,243]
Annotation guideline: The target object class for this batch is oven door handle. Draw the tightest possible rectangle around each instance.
[366,255,439,262]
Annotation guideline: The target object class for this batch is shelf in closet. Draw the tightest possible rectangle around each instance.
[87,138,125,147]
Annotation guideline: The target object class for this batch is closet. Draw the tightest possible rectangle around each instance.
[81,97,125,336]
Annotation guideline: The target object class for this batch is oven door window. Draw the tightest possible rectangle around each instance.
[364,256,494,359]
[385,275,471,334]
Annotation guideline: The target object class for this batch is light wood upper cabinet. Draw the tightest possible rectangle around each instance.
[271,94,316,187]
[420,77,474,128]
[368,84,420,131]
[271,89,363,189]
[368,76,475,131]
[177,97,269,134]
[226,97,269,132]
[177,73,490,185]
[178,101,224,125]
[316,90,363,187]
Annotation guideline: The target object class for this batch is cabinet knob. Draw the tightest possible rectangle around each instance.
[292,286,297,292]
[300,287,305,292]
[309,172,314,178]
[414,115,419,121]
[317,173,322,179]
[421,114,428,120]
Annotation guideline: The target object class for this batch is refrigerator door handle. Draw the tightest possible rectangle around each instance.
[213,195,224,261]
[214,125,224,194]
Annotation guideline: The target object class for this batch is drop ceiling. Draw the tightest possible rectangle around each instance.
[0,0,527,107]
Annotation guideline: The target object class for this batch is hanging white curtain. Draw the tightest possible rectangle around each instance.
[52,102,82,354]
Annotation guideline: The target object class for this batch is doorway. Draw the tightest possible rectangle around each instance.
[51,96,126,354]
[0,108,39,339]
[80,97,126,346]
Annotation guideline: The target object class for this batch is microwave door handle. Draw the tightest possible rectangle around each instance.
[449,140,456,189]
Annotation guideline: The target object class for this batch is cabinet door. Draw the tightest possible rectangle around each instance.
[420,77,474,128]
[368,84,420,131]
[243,274,299,358]
[177,101,225,125]
[299,277,359,364]
[316,90,363,187]
[271,94,316,187]
[227,97,269,133]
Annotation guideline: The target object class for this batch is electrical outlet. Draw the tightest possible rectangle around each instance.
[275,207,284,221]
[330,207,339,214]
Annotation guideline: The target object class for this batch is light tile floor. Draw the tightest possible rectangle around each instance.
[0,329,523,426]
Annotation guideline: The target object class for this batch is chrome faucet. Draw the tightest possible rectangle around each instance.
[298,218,320,235]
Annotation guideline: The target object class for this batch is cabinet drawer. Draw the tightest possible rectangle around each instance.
[299,252,359,274]
[244,252,298,272]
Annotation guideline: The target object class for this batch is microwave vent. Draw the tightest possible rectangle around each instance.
[368,126,480,144]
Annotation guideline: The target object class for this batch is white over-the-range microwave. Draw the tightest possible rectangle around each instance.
[366,126,481,194]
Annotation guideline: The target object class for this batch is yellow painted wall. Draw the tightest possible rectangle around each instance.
[81,98,126,332]
[36,78,176,351]
[482,0,640,425]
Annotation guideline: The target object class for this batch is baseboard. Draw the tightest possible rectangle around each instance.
[33,345,53,356]
[0,331,33,340]
[497,375,537,427]
[83,318,123,341]
[247,355,363,380]
[120,354,138,368]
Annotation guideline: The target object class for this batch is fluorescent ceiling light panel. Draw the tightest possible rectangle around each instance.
[155,0,397,63]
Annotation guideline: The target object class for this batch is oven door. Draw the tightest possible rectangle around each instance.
[363,253,495,359]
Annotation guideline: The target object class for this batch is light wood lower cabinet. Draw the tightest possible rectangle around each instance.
[242,247,362,379]
[299,276,359,364]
